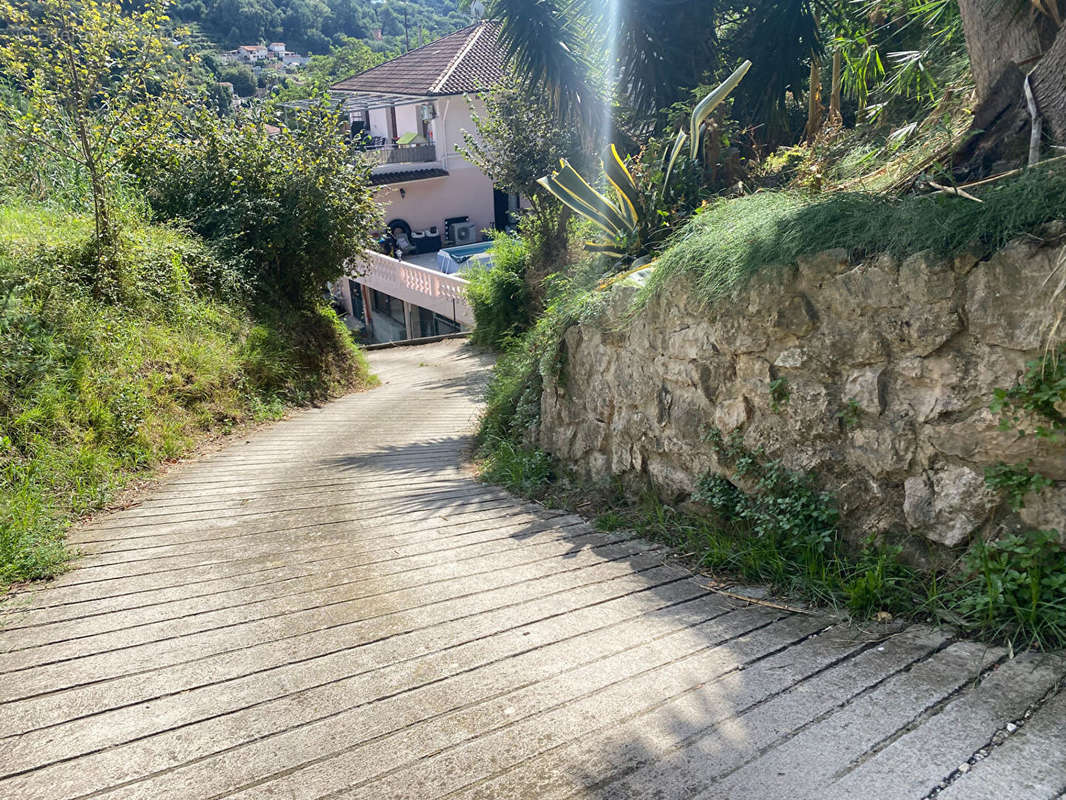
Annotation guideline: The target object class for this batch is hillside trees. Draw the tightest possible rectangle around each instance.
[0,0,190,243]
[185,0,469,54]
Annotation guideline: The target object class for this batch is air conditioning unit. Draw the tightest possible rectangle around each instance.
[419,103,437,122]
[453,222,478,244]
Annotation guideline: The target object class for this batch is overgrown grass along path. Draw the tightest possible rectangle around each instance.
[0,203,373,588]
[2,339,1064,800]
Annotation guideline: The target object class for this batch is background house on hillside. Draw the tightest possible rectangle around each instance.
[327,21,514,344]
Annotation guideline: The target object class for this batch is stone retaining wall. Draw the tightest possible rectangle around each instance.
[539,235,1066,564]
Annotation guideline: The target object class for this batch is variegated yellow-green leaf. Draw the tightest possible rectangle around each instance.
[690,60,751,160]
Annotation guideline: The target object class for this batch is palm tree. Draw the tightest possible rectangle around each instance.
[469,0,822,142]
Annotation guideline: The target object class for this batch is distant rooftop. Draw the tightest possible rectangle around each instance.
[332,21,504,98]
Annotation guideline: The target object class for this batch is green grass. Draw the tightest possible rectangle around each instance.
[642,165,1066,306]
[0,203,374,588]
[477,432,1066,650]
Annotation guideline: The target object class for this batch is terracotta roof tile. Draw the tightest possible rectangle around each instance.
[332,22,503,97]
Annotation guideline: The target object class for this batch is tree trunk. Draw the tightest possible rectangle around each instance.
[804,52,823,141]
[956,0,1066,174]
[828,49,842,127]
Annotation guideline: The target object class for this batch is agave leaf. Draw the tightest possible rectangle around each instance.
[690,60,752,160]
[554,160,633,235]
[603,144,640,229]
[662,128,689,199]
[584,240,626,258]
[536,173,622,238]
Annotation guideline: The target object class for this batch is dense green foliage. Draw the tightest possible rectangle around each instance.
[0,204,373,586]
[465,232,531,349]
[642,166,1066,306]
[176,0,468,54]
[0,2,384,588]
[134,104,380,305]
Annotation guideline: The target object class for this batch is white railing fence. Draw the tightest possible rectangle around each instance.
[351,250,475,327]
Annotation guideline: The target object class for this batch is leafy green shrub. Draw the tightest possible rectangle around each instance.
[466,232,532,349]
[696,428,840,576]
[478,438,553,496]
[984,462,1054,511]
[954,529,1066,647]
[477,262,608,449]
[134,103,380,306]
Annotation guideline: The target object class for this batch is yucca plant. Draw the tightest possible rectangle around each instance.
[536,61,752,262]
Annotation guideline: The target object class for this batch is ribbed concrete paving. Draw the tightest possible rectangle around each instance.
[2,339,1065,800]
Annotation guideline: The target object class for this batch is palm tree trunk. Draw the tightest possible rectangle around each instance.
[955,0,1066,171]
[804,52,823,140]
[828,49,842,126]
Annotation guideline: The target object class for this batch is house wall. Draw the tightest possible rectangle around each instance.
[395,104,420,139]
[368,107,389,140]
[374,96,496,238]
[376,167,494,237]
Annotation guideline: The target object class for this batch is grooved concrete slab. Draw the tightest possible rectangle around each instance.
[1,339,1064,799]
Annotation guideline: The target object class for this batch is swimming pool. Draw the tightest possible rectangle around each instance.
[442,241,494,260]
[437,241,495,274]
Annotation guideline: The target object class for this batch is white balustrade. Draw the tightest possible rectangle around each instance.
[351,250,475,327]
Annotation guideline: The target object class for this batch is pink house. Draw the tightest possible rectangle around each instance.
[330,22,515,343]
[332,21,514,249]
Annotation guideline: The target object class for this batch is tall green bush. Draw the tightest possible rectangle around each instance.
[0,204,374,586]
[466,232,532,349]
[134,102,381,306]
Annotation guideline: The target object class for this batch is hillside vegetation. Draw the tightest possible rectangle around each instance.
[177,0,468,54]
[0,204,373,586]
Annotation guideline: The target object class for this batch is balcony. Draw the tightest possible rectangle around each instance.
[352,250,474,326]
[361,142,438,167]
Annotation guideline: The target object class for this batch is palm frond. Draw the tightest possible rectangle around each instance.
[487,0,595,122]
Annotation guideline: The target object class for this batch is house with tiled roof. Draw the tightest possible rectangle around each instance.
[332,22,510,245]
[329,21,515,343]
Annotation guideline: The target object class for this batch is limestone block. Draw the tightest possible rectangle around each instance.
[966,242,1060,350]
[839,325,889,366]
[929,465,993,547]
[897,304,962,357]
[715,396,751,433]
[904,466,992,547]
[774,347,807,368]
[844,366,885,416]
[903,474,935,528]
[796,247,850,276]
[709,314,769,354]
[849,424,915,476]
[900,251,956,305]
[1019,485,1066,537]
[773,294,819,338]
[826,260,903,317]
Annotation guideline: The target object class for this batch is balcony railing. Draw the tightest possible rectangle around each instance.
[352,250,474,326]
[360,143,438,167]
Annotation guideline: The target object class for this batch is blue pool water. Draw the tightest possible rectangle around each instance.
[437,241,495,274]
[442,241,494,259]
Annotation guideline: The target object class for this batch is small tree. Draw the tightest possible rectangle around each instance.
[0,0,190,242]
[457,73,580,200]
